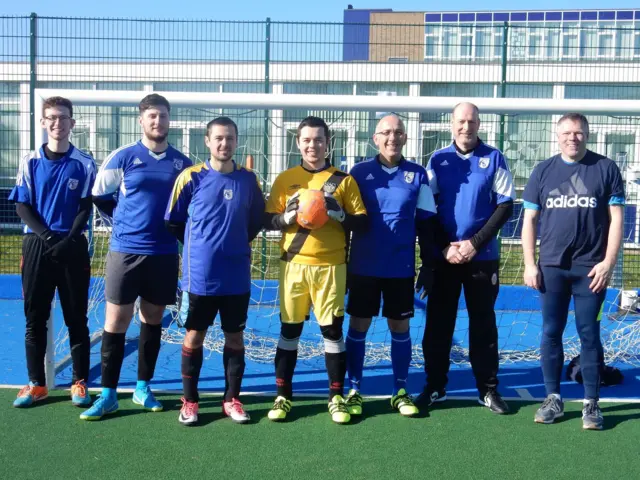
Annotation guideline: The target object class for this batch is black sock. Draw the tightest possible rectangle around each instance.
[275,348,298,400]
[101,331,126,389]
[138,322,162,382]
[223,346,246,402]
[181,345,203,403]
[25,337,47,386]
[69,323,91,383]
[325,351,347,401]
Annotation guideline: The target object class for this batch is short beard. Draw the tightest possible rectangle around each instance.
[144,131,168,144]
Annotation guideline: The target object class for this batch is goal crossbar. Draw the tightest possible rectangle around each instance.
[35,89,640,117]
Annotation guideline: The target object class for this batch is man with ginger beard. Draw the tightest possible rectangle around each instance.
[82,94,192,420]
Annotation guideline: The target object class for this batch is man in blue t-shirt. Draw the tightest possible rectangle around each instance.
[419,102,515,415]
[345,114,436,418]
[165,117,264,426]
[81,94,192,420]
[522,113,624,431]
[9,96,96,408]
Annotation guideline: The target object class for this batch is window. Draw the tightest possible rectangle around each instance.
[509,24,527,60]
[579,22,597,59]
[460,26,473,58]
[425,25,441,58]
[562,22,579,58]
[493,26,504,59]
[597,25,615,58]
[528,26,544,59]
[545,23,561,59]
[616,22,635,59]
[442,26,459,59]
[475,26,492,60]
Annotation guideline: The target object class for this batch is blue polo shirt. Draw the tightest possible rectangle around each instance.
[165,160,265,296]
[427,141,515,261]
[348,156,436,278]
[9,144,96,234]
[92,141,192,255]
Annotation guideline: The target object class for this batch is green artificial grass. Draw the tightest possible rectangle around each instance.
[1,389,639,480]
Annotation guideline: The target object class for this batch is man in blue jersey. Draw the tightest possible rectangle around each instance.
[10,96,96,408]
[419,102,514,414]
[165,117,264,426]
[345,114,436,417]
[522,113,624,430]
[81,94,192,420]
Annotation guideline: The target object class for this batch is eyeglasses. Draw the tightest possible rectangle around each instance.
[375,129,405,137]
[44,115,72,124]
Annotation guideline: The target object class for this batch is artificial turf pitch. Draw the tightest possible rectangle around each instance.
[1,389,639,479]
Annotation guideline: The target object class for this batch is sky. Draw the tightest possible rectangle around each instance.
[7,1,640,23]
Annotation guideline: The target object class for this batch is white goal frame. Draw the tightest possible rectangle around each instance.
[34,88,640,389]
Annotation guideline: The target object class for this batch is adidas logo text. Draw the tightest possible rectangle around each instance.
[546,195,597,209]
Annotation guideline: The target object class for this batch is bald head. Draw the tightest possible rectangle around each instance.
[375,114,405,133]
[373,114,407,164]
[452,102,479,120]
[451,102,480,152]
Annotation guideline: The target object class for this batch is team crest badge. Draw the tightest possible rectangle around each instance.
[323,181,337,194]
[404,171,415,183]
[223,189,233,200]
[173,159,183,170]
[479,157,490,169]
[68,178,79,190]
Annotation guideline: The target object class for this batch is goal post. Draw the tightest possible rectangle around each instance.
[33,89,640,389]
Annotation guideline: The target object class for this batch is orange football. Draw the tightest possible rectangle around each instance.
[296,189,329,230]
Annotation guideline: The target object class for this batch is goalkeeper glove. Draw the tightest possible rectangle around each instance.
[415,265,434,300]
[281,192,300,226]
[324,193,345,223]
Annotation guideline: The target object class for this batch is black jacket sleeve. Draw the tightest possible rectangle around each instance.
[343,213,368,233]
[15,202,49,237]
[263,212,287,231]
[165,220,186,244]
[470,201,514,251]
[68,197,93,238]
[416,216,439,267]
[93,196,116,218]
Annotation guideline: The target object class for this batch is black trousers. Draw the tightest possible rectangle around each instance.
[423,259,500,396]
[21,234,91,385]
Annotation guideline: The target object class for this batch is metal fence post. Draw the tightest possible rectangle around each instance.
[261,17,271,280]
[29,12,37,150]
[497,22,509,258]
[498,21,508,153]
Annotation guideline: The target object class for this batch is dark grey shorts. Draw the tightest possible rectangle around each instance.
[105,251,179,306]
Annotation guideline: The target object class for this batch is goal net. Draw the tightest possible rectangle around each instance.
[37,89,640,386]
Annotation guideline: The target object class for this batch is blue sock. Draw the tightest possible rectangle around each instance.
[391,330,411,395]
[101,387,117,400]
[346,328,367,392]
[136,380,150,391]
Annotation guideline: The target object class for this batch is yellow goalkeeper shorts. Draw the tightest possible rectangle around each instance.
[278,260,346,326]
